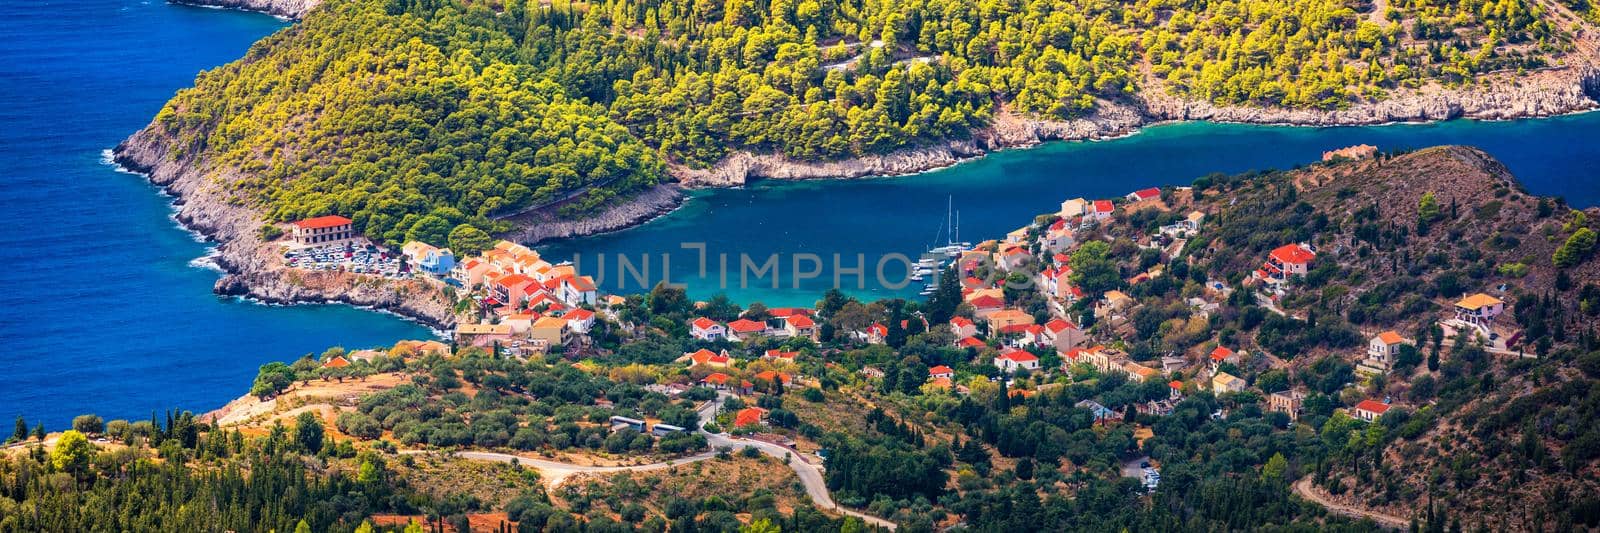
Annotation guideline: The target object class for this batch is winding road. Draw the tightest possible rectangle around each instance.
[408,393,896,530]
[1292,476,1409,530]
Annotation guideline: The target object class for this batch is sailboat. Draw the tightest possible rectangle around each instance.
[928,196,969,256]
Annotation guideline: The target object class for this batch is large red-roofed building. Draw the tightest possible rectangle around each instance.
[291,215,354,245]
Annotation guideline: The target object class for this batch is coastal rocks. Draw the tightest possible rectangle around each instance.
[113,125,457,330]
[1139,66,1600,126]
[508,184,686,244]
[170,0,319,19]
[672,139,987,186]
[987,102,1146,145]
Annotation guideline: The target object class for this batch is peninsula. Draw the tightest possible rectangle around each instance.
[117,0,1600,325]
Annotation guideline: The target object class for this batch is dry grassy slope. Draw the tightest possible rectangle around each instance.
[1190,146,1600,530]
[1197,145,1594,321]
[557,456,809,521]
[1296,146,1562,282]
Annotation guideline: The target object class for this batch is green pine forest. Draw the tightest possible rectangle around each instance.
[154,0,1579,249]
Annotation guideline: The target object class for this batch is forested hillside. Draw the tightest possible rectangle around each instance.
[148,0,1585,249]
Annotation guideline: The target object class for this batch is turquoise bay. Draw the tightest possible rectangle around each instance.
[4,0,1600,428]
[541,114,1600,307]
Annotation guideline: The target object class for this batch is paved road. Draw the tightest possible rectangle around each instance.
[1293,476,1408,530]
[412,393,897,530]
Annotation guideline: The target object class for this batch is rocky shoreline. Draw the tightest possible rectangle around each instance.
[506,184,686,244]
[113,125,458,331]
[677,64,1600,186]
[170,0,319,19]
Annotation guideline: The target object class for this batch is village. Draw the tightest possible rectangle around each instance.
[28,142,1579,531]
[264,145,1531,485]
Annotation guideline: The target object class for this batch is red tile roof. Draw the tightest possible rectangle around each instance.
[690,349,728,365]
[1130,187,1160,200]
[565,276,597,291]
[321,356,350,369]
[727,319,766,333]
[999,351,1039,363]
[1169,380,1183,390]
[786,315,815,329]
[562,309,594,321]
[929,365,954,376]
[969,295,1003,308]
[1269,244,1315,265]
[734,407,767,427]
[692,317,718,330]
[702,372,731,385]
[1044,318,1074,333]
[958,337,986,348]
[1355,400,1391,416]
[1210,346,1234,361]
[754,370,791,384]
[1092,200,1114,213]
[950,316,974,328]
[868,323,888,336]
[292,215,352,229]
[998,323,1034,334]
[496,274,535,289]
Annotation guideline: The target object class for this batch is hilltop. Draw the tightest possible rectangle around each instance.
[1140,146,1600,528]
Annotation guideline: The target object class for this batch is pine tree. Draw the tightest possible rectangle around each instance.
[11,416,26,443]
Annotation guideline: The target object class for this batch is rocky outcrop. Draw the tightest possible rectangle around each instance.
[170,0,318,19]
[113,125,457,330]
[507,184,686,244]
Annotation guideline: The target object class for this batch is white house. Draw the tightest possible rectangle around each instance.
[1043,318,1086,350]
[690,317,726,341]
[994,349,1041,373]
[1126,187,1160,203]
[1088,200,1115,222]
[1453,293,1505,330]
[950,316,977,339]
[1353,399,1391,422]
[1367,331,1405,364]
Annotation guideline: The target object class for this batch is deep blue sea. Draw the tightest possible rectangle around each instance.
[4,1,1600,428]
[0,1,433,429]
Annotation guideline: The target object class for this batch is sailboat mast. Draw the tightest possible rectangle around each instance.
[946,196,953,246]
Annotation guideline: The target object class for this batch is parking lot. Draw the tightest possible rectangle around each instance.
[283,241,410,279]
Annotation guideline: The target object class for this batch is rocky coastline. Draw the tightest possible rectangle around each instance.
[112,125,458,331]
[170,0,319,19]
[675,64,1600,186]
[506,184,686,244]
